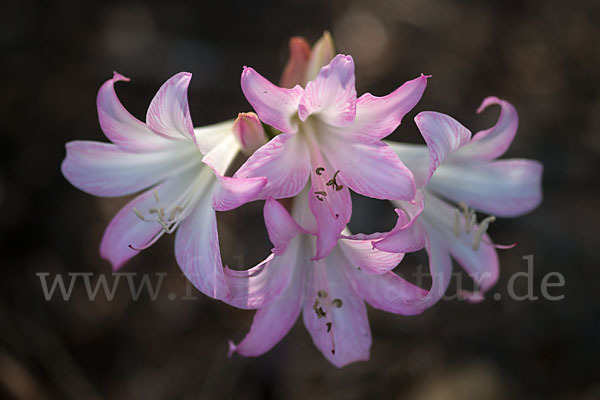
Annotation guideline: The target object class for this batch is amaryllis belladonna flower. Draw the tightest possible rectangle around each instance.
[225,194,426,367]
[376,98,543,306]
[61,72,267,300]
[234,53,429,260]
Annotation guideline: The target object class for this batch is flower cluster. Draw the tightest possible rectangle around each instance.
[62,32,542,367]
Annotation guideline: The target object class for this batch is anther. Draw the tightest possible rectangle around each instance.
[453,209,460,237]
[133,208,147,221]
[473,216,496,250]
[326,322,332,332]
[153,190,160,202]
[318,290,328,298]
[315,167,325,176]
[331,298,343,308]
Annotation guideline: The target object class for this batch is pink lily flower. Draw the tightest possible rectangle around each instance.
[61,72,267,300]
[375,98,543,305]
[234,53,429,260]
[226,194,426,367]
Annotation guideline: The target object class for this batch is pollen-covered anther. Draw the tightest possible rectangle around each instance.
[325,169,343,191]
[331,298,343,308]
[472,215,496,251]
[314,191,327,201]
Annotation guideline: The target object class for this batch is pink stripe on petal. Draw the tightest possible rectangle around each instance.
[241,67,303,133]
[146,72,196,142]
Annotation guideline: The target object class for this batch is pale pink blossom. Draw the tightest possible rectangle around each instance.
[226,193,425,367]
[376,98,543,305]
[61,72,267,300]
[234,54,429,260]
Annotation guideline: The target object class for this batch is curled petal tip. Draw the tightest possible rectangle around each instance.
[420,73,432,79]
[476,96,502,114]
[111,71,130,82]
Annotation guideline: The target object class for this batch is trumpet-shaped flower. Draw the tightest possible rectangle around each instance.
[61,72,267,300]
[376,98,543,305]
[225,194,426,367]
[234,54,429,260]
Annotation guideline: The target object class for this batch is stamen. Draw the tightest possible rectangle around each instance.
[315,307,327,318]
[153,190,160,203]
[453,209,460,237]
[473,216,496,250]
[315,167,325,176]
[133,208,148,221]
[331,298,343,308]
[326,322,332,332]
[317,290,328,298]
[314,191,327,201]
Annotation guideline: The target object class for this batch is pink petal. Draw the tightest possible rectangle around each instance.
[349,74,429,139]
[240,67,303,133]
[337,237,404,274]
[211,174,267,212]
[298,54,356,126]
[264,198,306,255]
[345,268,427,316]
[232,112,267,155]
[146,72,196,142]
[174,195,229,301]
[428,159,543,217]
[302,257,371,368]
[308,166,352,260]
[279,36,311,88]
[234,133,311,199]
[450,97,518,161]
[99,171,195,269]
[321,133,416,200]
[96,72,175,152]
[61,140,196,197]
[223,236,298,310]
[229,264,305,357]
[414,111,472,186]
[374,208,427,253]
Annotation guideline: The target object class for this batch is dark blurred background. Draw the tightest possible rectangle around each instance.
[1,0,599,399]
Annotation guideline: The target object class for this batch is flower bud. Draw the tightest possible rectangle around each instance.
[232,112,267,155]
